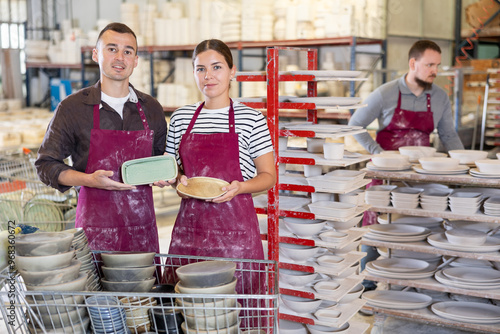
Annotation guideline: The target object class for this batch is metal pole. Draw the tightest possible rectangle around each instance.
[480,74,490,151]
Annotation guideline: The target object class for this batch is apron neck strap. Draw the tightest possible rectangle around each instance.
[396,90,403,109]
[185,99,235,136]
[93,101,148,130]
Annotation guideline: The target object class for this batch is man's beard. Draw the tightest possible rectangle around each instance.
[415,77,433,90]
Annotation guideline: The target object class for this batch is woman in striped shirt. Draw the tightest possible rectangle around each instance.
[166,39,276,264]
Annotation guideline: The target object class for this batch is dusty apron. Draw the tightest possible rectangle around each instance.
[167,101,265,312]
[75,103,159,254]
[363,91,434,226]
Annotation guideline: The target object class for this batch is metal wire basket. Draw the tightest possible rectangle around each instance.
[0,155,77,232]
[0,252,278,334]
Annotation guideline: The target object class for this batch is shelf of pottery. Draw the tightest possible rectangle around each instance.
[483,69,500,148]
[358,162,500,333]
[237,46,373,334]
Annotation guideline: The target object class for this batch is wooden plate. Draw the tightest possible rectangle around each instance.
[176,177,229,200]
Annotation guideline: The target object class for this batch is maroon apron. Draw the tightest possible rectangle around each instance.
[75,103,159,253]
[363,90,434,226]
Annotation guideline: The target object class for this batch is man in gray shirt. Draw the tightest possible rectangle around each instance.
[349,40,464,154]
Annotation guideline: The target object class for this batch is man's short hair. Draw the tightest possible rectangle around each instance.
[96,22,137,51]
[408,40,441,61]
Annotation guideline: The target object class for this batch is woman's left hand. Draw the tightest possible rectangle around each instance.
[211,180,241,203]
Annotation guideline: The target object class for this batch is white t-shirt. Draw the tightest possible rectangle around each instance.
[101,92,130,119]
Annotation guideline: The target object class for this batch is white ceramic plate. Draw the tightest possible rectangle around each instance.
[365,263,435,280]
[363,232,431,243]
[470,168,500,177]
[413,164,469,175]
[434,270,500,290]
[287,96,362,106]
[372,258,430,273]
[362,290,432,310]
[442,267,500,283]
[431,301,500,323]
[377,215,443,227]
[368,224,428,236]
[366,162,412,171]
[427,233,500,252]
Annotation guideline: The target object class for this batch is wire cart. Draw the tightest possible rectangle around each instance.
[0,252,278,334]
[0,151,77,232]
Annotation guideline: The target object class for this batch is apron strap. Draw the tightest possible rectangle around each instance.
[426,94,431,112]
[396,91,403,110]
[93,101,148,131]
[185,99,235,137]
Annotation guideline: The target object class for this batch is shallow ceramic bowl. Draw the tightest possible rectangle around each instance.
[175,297,237,317]
[281,295,322,314]
[338,284,364,303]
[15,250,75,271]
[418,157,459,171]
[280,243,319,262]
[314,308,341,322]
[307,323,349,334]
[279,268,318,286]
[313,280,340,294]
[325,214,362,231]
[181,321,240,334]
[15,232,74,256]
[475,159,500,174]
[279,319,308,334]
[102,265,155,282]
[445,228,487,246]
[317,255,345,268]
[399,146,437,161]
[283,218,326,237]
[371,154,409,168]
[19,259,81,286]
[40,306,87,328]
[176,277,237,294]
[336,262,358,278]
[319,231,348,243]
[184,306,239,329]
[120,296,157,318]
[26,272,87,292]
[175,260,236,288]
[101,277,155,292]
[101,252,156,268]
[448,150,488,164]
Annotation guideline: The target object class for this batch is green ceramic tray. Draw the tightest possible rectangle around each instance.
[121,155,178,186]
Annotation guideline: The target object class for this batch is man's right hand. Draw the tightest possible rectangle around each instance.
[88,170,135,190]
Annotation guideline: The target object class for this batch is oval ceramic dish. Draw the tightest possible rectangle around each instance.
[121,155,178,185]
[177,177,230,200]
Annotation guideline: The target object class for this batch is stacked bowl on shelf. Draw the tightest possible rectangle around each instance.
[100,252,156,293]
[174,260,240,334]
[15,232,90,332]
[390,187,423,210]
[448,192,483,215]
[67,228,101,291]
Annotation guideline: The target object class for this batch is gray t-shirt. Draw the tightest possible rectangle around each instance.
[348,74,464,154]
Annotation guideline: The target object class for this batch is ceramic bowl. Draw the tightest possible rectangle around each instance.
[15,232,74,256]
[151,284,176,306]
[325,214,362,231]
[283,218,326,237]
[279,243,319,262]
[303,165,322,177]
[418,157,459,171]
[313,280,340,294]
[101,277,156,292]
[175,297,237,317]
[445,228,487,246]
[181,321,240,334]
[338,284,364,303]
[317,255,345,268]
[19,259,81,286]
[475,159,500,174]
[40,306,87,328]
[281,295,322,314]
[120,296,157,318]
[319,231,348,243]
[323,143,344,160]
[101,252,156,268]
[306,138,326,153]
[176,277,237,295]
[307,323,349,334]
[175,260,236,288]
[279,268,318,286]
[102,265,155,282]
[150,307,184,331]
[399,146,437,161]
[184,306,239,329]
[371,154,409,168]
[314,308,341,322]
[15,250,75,271]
[338,190,365,206]
[26,272,87,292]
[333,238,361,254]
[308,201,356,218]
[279,319,308,334]
[336,262,358,278]
[448,150,488,164]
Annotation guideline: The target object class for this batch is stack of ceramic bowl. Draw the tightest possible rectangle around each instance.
[368,154,411,171]
[448,192,483,215]
[86,295,128,334]
[174,261,240,334]
[67,228,101,291]
[119,296,157,333]
[420,189,452,212]
[15,232,90,332]
[390,187,423,209]
[398,146,436,162]
[100,252,156,293]
[484,196,500,216]
[365,185,397,207]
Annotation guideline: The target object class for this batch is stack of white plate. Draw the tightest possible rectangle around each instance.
[378,248,442,264]
[365,185,397,207]
[470,167,500,179]
[448,192,483,215]
[434,267,500,290]
[390,187,423,209]
[362,290,433,309]
[431,301,500,324]
[427,233,500,252]
[484,196,500,216]
[443,256,493,269]
[377,215,443,229]
[364,224,431,242]
[306,170,365,192]
[420,189,451,212]
[365,257,434,280]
